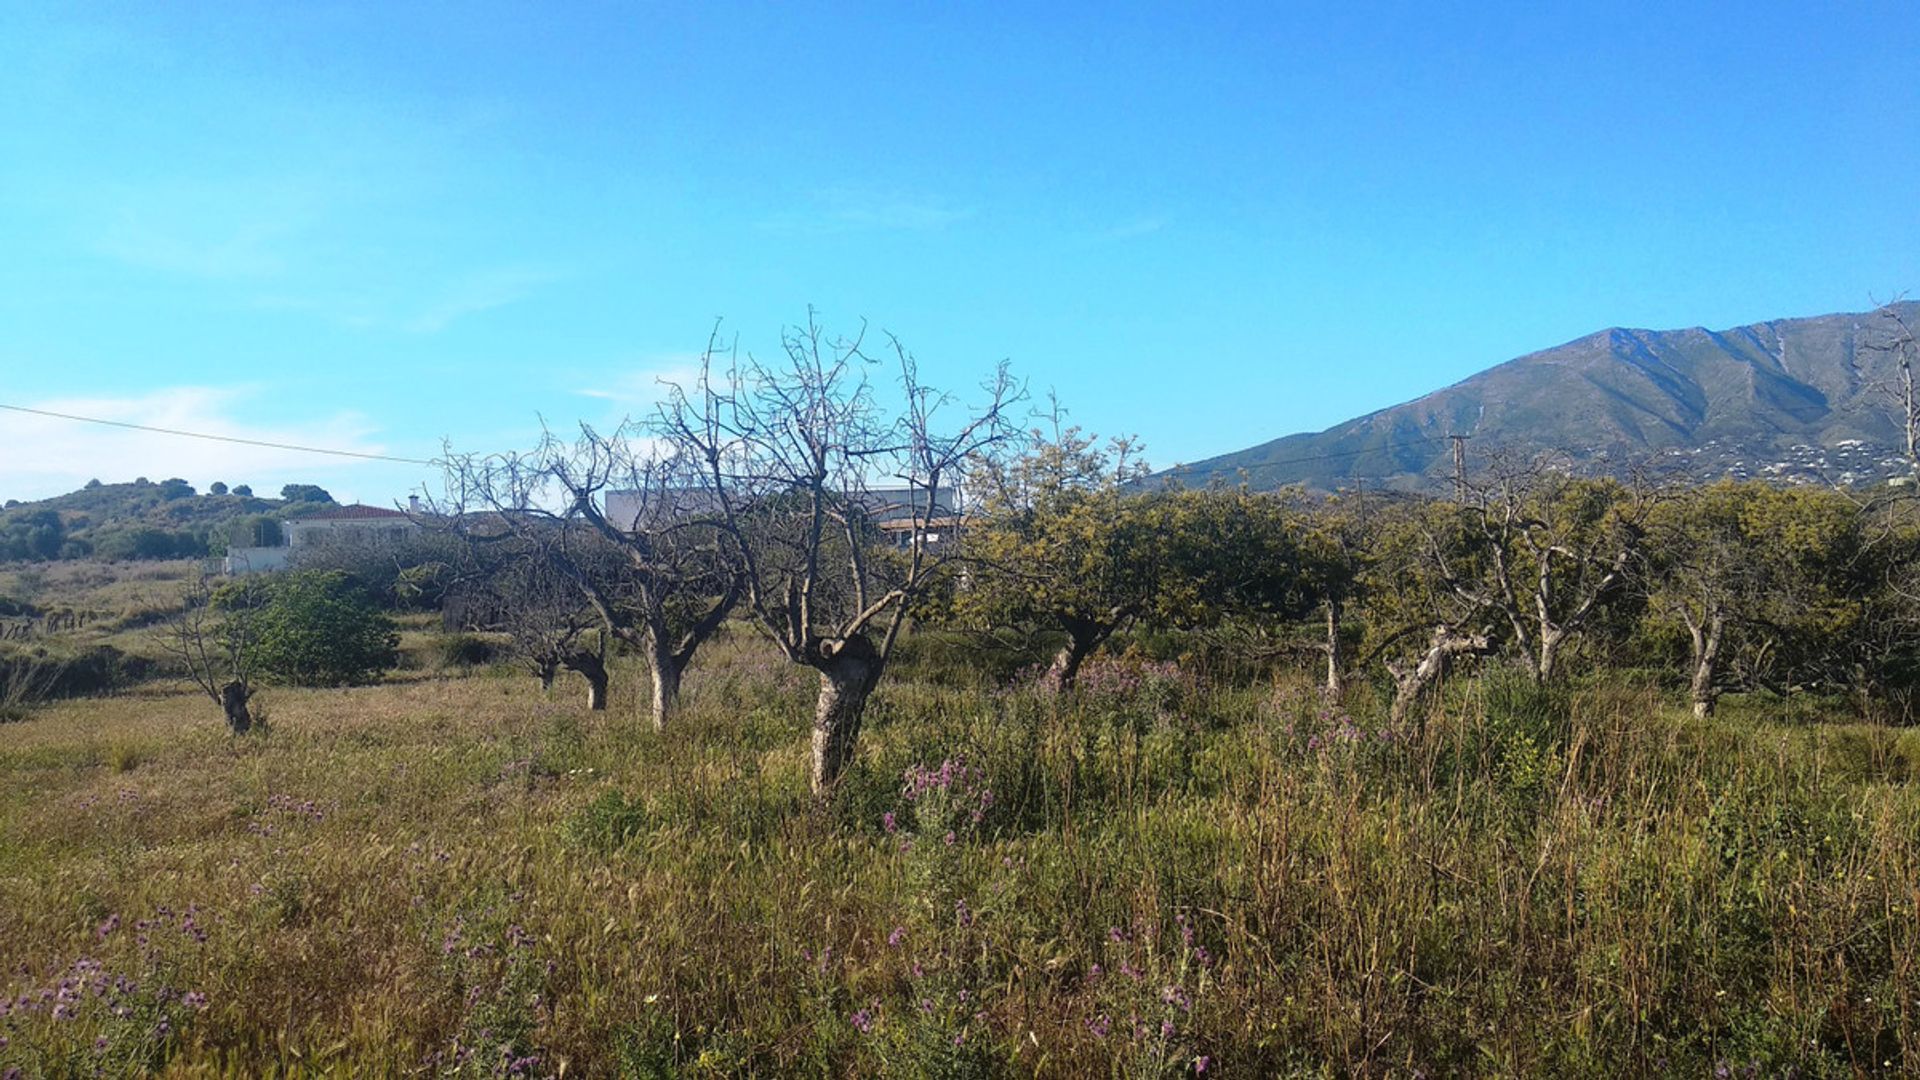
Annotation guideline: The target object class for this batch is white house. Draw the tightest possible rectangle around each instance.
[224,501,421,574]
[601,484,962,550]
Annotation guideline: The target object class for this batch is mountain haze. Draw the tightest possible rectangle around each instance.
[1164,303,1920,492]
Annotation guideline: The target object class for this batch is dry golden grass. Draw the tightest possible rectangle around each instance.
[1,641,1917,1077]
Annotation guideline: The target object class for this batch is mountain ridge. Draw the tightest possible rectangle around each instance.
[1161,302,1919,492]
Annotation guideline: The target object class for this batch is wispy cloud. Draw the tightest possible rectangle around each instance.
[0,387,394,501]
[244,265,563,335]
[83,171,352,281]
[573,356,707,407]
[402,266,562,334]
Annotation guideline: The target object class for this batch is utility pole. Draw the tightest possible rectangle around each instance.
[1448,434,1470,502]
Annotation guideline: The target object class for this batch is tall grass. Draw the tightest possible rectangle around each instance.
[0,635,1915,1076]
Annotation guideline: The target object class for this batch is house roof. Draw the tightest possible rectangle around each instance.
[295,504,411,521]
[876,515,965,531]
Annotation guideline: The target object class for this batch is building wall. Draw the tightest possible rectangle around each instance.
[224,546,291,574]
[284,519,415,546]
[225,516,417,574]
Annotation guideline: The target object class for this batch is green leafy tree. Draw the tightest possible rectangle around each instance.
[280,484,335,504]
[957,417,1157,689]
[1640,480,1917,714]
[1641,481,1792,715]
[245,570,398,686]
[0,510,65,562]
[208,481,229,496]
[1421,462,1647,684]
[1292,495,1373,698]
[959,413,1308,689]
[229,516,284,549]
[94,527,203,561]
[1338,497,1497,726]
[231,484,253,497]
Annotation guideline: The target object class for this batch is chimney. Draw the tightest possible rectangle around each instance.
[408,494,422,515]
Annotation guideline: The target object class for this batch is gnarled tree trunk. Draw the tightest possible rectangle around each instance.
[1536,627,1567,685]
[811,635,882,793]
[1387,626,1491,728]
[1687,612,1724,718]
[1044,616,1118,692]
[563,647,609,712]
[1323,597,1346,700]
[645,636,683,733]
[220,680,253,735]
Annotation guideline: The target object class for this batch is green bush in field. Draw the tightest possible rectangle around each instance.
[226,570,398,687]
[433,633,501,670]
[93,526,206,561]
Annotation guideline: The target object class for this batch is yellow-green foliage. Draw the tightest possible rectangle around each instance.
[0,641,1916,1077]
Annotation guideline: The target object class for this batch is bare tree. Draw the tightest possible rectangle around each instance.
[482,551,613,708]
[0,652,66,723]
[1424,456,1647,683]
[660,315,1020,792]
[161,575,262,734]
[434,422,740,727]
[1865,299,1919,480]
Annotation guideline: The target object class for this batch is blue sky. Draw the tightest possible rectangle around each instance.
[3,2,1917,502]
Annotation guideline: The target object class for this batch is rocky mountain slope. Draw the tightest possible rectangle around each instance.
[1162,302,1920,492]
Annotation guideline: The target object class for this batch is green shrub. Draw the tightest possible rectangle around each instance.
[434,633,501,670]
[93,527,206,561]
[243,570,399,687]
[561,789,655,852]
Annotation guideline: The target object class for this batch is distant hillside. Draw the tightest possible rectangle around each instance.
[1162,302,1920,492]
[0,479,339,562]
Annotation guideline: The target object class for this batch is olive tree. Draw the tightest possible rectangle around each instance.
[1350,499,1497,727]
[1423,460,1647,684]
[955,415,1154,689]
[1639,480,1917,715]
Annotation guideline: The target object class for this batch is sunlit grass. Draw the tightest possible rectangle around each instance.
[1,638,1915,1076]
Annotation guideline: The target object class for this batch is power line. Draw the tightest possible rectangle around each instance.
[1,397,1452,479]
[0,403,437,466]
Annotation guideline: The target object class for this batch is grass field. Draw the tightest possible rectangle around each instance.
[2,632,1917,1077]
